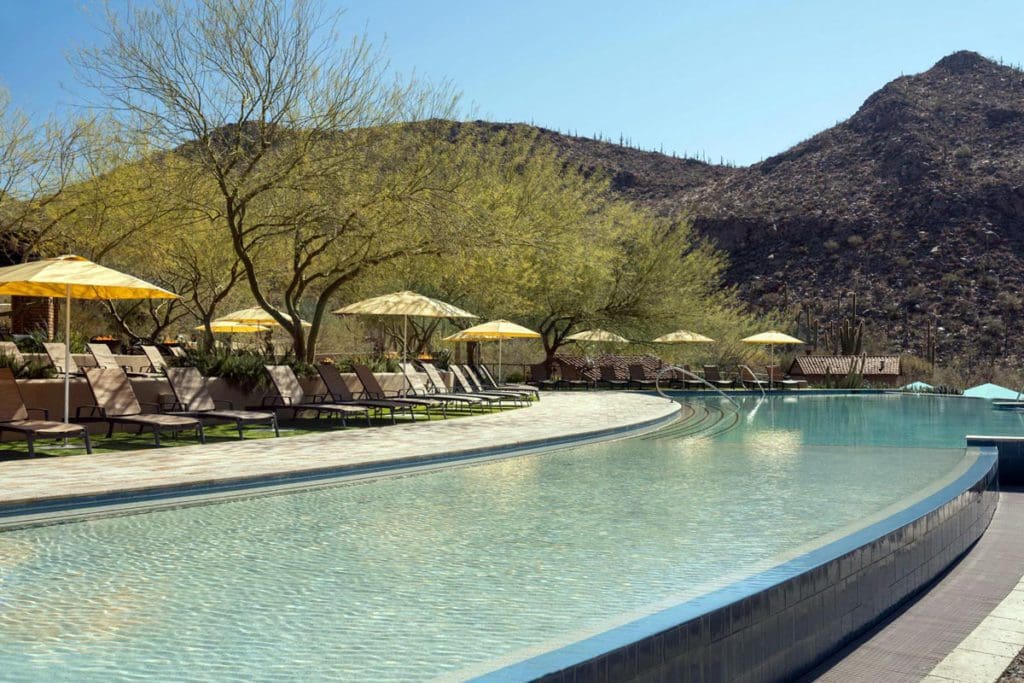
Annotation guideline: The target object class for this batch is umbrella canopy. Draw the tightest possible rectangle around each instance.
[0,255,178,300]
[741,330,805,391]
[0,255,178,423]
[740,331,805,345]
[333,291,476,319]
[963,383,1021,400]
[334,291,477,382]
[444,320,540,383]
[653,330,716,343]
[217,306,312,328]
[444,319,540,342]
[196,321,272,334]
[565,329,630,343]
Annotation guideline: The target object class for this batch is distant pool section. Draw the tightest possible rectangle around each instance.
[0,395,1011,681]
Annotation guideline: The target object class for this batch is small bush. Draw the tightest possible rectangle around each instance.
[0,352,56,379]
[823,240,840,253]
[171,348,315,391]
[846,235,864,248]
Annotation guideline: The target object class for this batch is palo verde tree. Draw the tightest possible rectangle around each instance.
[76,0,467,361]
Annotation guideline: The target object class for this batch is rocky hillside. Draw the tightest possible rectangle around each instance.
[505,51,1024,367]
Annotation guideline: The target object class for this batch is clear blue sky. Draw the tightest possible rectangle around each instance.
[3,0,1024,165]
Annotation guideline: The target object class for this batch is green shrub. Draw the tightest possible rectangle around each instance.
[334,355,400,373]
[170,347,315,391]
[0,352,56,379]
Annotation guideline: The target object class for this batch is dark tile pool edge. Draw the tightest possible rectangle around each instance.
[471,447,999,683]
[0,402,682,530]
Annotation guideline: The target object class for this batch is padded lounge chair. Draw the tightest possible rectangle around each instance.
[0,341,24,364]
[43,342,81,376]
[419,362,504,409]
[449,365,523,407]
[628,364,657,390]
[140,345,169,374]
[166,366,279,438]
[399,362,488,412]
[350,364,445,418]
[739,367,769,390]
[261,365,374,425]
[87,343,161,377]
[766,365,806,390]
[703,365,734,388]
[460,365,532,403]
[557,363,594,390]
[316,363,417,423]
[475,365,540,400]
[599,365,628,389]
[527,364,558,390]
[81,367,205,446]
[0,367,92,456]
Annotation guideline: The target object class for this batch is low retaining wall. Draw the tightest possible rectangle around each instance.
[476,448,999,682]
[967,435,1024,486]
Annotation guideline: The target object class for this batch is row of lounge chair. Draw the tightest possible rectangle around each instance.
[0,348,535,455]
[527,363,806,390]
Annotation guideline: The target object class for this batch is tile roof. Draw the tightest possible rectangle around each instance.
[789,355,902,376]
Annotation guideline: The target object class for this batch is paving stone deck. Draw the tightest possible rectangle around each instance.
[0,392,679,516]
[805,489,1024,683]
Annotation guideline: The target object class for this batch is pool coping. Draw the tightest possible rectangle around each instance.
[468,445,1000,682]
[0,395,681,530]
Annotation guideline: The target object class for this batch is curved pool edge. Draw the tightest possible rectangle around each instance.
[0,394,681,530]
[470,446,1000,683]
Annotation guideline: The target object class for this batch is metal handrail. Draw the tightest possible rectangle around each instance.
[655,365,740,408]
[739,365,767,398]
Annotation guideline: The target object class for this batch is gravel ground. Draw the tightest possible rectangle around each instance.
[999,648,1024,682]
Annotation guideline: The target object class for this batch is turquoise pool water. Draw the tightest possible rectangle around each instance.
[0,395,1018,681]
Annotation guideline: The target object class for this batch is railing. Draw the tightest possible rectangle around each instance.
[739,365,767,398]
[654,365,740,408]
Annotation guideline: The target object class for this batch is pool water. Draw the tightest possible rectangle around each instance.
[0,395,1018,681]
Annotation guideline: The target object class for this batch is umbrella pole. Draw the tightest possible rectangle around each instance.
[770,344,775,392]
[498,338,503,384]
[402,315,408,396]
[64,285,71,424]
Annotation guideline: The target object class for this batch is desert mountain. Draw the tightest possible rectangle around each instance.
[495,51,1024,368]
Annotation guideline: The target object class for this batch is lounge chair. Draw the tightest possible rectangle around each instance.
[681,365,706,390]
[168,346,187,359]
[399,362,489,412]
[80,368,205,446]
[0,367,92,456]
[350,363,445,418]
[766,365,807,390]
[527,364,558,390]
[316,363,418,423]
[598,365,628,389]
[165,366,279,438]
[557,363,594,390]
[739,367,769,390]
[261,365,374,425]
[460,365,533,402]
[140,345,169,373]
[471,366,540,397]
[448,365,524,407]
[43,342,81,376]
[87,343,161,377]
[702,365,734,389]
[0,341,24,364]
[475,365,540,400]
[628,364,657,390]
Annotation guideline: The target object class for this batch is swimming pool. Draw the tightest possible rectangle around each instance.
[0,394,1015,681]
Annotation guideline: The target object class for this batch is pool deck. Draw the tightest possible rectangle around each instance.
[805,489,1024,683]
[0,391,679,524]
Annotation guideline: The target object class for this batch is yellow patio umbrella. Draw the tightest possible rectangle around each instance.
[444,319,540,382]
[0,255,178,423]
[333,291,477,367]
[741,330,805,390]
[565,329,630,343]
[196,321,272,334]
[653,330,716,343]
[216,306,312,328]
